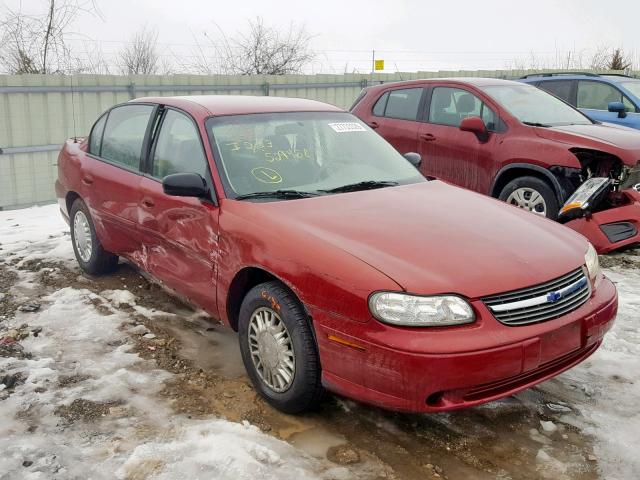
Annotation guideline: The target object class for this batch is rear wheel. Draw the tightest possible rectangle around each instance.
[238,281,324,414]
[499,176,559,220]
[70,198,118,274]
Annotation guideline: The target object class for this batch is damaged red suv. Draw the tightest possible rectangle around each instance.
[56,95,617,413]
[351,78,640,253]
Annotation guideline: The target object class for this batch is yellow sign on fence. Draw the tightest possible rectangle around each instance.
[374,59,385,71]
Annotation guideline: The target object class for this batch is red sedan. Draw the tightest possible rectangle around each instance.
[351,78,640,253]
[55,95,617,413]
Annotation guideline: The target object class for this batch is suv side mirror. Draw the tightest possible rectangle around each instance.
[608,101,627,118]
[403,152,422,168]
[162,173,208,198]
[459,116,489,142]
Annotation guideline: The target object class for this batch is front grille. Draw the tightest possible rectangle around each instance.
[483,268,590,326]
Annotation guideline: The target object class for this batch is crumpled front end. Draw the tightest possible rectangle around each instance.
[564,187,640,254]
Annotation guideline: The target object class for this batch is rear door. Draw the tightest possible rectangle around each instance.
[576,80,638,127]
[138,107,220,315]
[365,87,424,154]
[83,104,156,255]
[418,86,500,193]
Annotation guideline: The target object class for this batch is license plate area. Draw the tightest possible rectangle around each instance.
[539,322,581,364]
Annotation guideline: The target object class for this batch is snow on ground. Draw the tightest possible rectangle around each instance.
[536,266,640,480]
[1,203,640,479]
[0,205,352,479]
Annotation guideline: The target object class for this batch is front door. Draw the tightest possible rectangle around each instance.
[418,86,498,193]
[137,108,220,316]
[577,80,638,127]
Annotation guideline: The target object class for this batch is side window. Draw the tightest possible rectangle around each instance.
[101,105,154,170]
[538,80,573,103]
[88,113,107,156]
[383,88,423,121]
[577,81,628,111]
[429,87,490,128]
[152,110,208,179]
[372,92,389,116]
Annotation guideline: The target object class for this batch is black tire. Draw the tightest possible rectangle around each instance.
[498,175,559,220]
[238,281,324,414]
[69,198,118,275]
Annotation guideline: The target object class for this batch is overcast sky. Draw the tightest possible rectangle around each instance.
[4,0,640,72]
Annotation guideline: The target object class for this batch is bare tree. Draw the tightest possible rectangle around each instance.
[117,27,160,75]
[192,18,315,75]
[0,1,98,74]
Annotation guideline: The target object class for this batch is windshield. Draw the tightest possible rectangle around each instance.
[620,81,640,100]
[482,84,592,127]
[206,112,425,199]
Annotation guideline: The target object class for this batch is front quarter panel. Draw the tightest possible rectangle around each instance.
[215,200,402,327]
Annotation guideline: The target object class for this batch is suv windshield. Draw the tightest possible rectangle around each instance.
[482,84,593,127]
[206,112,424,199]
[620,81,640,99]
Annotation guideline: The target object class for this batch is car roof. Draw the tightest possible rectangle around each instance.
[131,95,344,116]
[520,73,640,84]
[365,77,526,92]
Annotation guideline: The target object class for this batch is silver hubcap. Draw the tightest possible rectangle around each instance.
[506,187,547,217]
[73,211,93,262]
[248,307,295,393]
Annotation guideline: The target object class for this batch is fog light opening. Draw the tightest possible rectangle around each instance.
[426,391,445,407]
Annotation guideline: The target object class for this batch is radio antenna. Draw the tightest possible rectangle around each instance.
[70,74,78,143]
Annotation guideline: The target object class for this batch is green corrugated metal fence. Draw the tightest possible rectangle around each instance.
[0,69,632,209]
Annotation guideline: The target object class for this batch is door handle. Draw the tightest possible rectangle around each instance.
[420,133,436,142]
[368,121,379,129]
[142,198,155,208]
[81,176,93,185]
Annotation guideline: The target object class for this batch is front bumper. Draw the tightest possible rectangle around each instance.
[565,188,640,254]
[313,277,617,413]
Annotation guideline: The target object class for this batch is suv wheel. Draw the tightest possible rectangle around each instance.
[70,198,118,274]
[238,281,324,414]
[499,176,559,220]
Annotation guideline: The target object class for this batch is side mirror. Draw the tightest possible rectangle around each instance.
[608,101,627,118]
[403,152,422,168]
[459,116,489,142]
[162,173,208,198]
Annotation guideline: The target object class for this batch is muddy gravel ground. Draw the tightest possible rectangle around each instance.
[1,206,639,480]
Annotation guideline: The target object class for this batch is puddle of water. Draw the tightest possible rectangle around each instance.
[288,426,346,459]
[162,316,245,379]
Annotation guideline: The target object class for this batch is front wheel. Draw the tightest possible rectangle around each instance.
[70,198,118,274]
[238,281,324,414]
[498,176,559,220]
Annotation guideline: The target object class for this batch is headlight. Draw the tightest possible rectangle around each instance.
[369,292,475,327]
[584,243,600,283]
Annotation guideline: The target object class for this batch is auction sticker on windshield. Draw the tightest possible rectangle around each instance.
[328,122,366,133]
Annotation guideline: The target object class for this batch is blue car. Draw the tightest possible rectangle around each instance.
[519,73,640,130]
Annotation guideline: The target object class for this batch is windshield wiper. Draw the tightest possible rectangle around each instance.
[523,121,551,127]
[234,190,322,200]
[319,180,399,194]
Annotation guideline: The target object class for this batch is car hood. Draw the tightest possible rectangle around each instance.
[535,123,640,163]
[246,182,588,299]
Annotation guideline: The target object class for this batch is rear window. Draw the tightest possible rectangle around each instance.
[384,88,423,121]
[88,113,107,156]
[101,105,154,171]
[349,90,367,110]
[537,80,573,103]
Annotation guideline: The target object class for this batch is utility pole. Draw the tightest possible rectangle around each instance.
[371,49,375,84]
